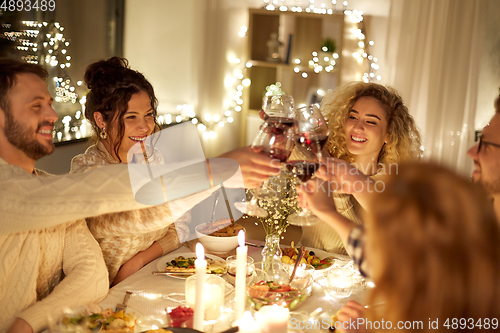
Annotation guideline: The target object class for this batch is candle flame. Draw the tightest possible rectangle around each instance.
[238,230,245,247]
[196,242,204,259]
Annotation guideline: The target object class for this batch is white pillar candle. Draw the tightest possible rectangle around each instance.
[255,305,289,333]
[235,230,247,321]
[194,243,207,331]
[233,311,262,333]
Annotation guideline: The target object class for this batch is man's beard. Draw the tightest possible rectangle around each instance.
[4,109,55,160]
[481,177,500,195]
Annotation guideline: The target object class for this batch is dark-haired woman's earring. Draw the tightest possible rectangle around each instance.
[99,127,108,139]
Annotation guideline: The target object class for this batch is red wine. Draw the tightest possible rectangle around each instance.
[294,134,328,156]
[265,116,296,127]
[286,160,320,182]
[266,148,292,162]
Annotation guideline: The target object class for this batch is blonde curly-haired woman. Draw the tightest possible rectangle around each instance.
[298,82,422,254]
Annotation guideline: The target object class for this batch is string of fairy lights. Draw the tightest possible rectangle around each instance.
[6,1,381,142]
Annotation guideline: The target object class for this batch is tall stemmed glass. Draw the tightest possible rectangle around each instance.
[260,94,295,127]
[234,121,294,217]
[287,104,330,226]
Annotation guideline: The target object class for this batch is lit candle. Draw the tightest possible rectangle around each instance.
[233,311,262,333]
[255,305,289,333]
[235,230,247,321]
[194,243,207,331]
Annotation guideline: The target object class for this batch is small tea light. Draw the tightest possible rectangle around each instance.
[233,311,262,333]
[255,305,289,333]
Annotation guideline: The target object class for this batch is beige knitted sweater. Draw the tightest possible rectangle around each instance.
[70,143,208,283]
[0,158,151,333]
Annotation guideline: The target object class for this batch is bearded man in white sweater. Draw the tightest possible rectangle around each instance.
[0,59,281,333]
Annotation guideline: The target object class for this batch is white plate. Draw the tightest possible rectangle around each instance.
[156,252,226,279]
[280,245,352,276]
[55,303,143,332]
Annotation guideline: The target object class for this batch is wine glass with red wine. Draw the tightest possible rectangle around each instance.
[234,121,294,217]
[259,94,295,127]
[287,104,330,226]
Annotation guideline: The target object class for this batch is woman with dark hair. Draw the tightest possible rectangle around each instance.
[70,57,191,285]
[70,57,280,285]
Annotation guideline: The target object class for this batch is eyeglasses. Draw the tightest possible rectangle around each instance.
[478,134,500,153]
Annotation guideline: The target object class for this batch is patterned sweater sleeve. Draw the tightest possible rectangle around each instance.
[17,220,109,332]
[0,161,151,234]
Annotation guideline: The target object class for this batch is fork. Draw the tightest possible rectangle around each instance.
[115,291,132,313]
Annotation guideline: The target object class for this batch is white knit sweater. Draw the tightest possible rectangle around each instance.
[70,143,192,283]
[0,157,160,332]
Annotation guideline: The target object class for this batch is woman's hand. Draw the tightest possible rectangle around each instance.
[7,318,33,333]
[337,301,369,333]
[112,256,145,286]
[296,178,336,217]
[316,157,372,195]
[112,242,163,286]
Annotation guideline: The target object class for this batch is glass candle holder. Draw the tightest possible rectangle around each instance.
[185,274,226,321]
[226,255,255,285]
[326,267,353,298]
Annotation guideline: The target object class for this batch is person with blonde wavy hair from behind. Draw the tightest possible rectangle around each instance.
[297,81,422,256]
[335,162,500,333]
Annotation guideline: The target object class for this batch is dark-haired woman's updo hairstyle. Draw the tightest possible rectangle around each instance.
[84,57,160,162]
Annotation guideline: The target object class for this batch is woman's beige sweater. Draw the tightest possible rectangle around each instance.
[70,143,192,282]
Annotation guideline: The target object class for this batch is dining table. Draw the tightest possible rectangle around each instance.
[99,239,372,333]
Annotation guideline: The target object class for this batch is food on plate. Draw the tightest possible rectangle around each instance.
[164,256,225,274]
[58,305,137,332]
[146,329,173,333]
[282,242,334,270]
[247,280,308,310]
[198,219,244,237]
[167,305,194,327]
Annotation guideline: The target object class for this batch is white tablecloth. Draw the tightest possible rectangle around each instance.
[101,242,371,332]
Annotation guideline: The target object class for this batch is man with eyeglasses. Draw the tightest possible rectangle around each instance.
[467,93,500,218]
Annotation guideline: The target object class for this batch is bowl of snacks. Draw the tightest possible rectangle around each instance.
[246,261,312,311]
[195,218,245,254]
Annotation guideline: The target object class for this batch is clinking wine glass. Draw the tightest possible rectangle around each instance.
[287,104,330,226]
[234,121,294,218]
[259,94,295,126]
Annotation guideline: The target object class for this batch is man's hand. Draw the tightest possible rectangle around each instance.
[337,300,369,333]
[219,146,281,189]
[7,318,33,333]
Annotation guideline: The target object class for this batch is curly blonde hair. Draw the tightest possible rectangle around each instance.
[366,162,500,329]
[321,82,422,165]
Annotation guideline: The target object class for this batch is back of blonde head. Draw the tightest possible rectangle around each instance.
[366,162,500,331]
[321,82,421,164]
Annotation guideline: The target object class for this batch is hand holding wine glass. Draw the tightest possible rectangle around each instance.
[287,104,330,226]
[234,120,294,217]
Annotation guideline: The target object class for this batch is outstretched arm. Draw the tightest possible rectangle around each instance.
[219,146,281,189]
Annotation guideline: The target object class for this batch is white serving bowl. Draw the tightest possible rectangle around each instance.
[195,220,244,254]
